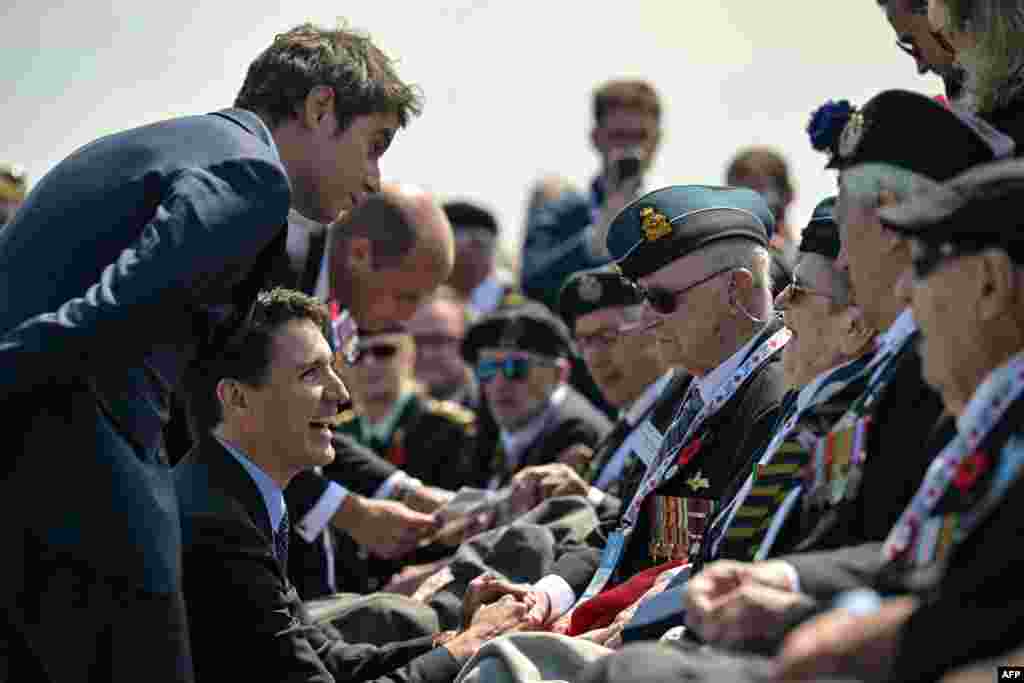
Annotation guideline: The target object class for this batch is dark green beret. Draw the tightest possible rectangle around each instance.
[798,196,840,260]
[557,267,644,330]
[461,296,575,363]
[829,90,1010,178]
[607,185,773,280]
[878,158,1024,263]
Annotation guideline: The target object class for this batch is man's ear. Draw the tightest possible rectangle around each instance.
[216,378,248,419]
[346,236,374,276]
[301,85,335,131]
[837,305,877,356]
[977,249,1016,322]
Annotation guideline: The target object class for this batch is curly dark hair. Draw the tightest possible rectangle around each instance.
[235,22,423,134]
[184,287,330,439]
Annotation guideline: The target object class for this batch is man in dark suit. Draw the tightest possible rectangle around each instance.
[177,287,532,683]
[459,297,613,490]
[0,22,422,682]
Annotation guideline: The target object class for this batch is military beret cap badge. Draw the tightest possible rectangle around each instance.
[641,207,672,241]
[839,111,867,160]
[578,274,603,303]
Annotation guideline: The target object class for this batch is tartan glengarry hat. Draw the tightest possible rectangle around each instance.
[607,185,773,280]
[807,90,1014,176]
[798,196,840,260]
[878,159,1024,264]
[557,267,644,330]
[461,295,575,363]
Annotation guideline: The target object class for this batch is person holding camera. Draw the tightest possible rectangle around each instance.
[521,80,664,312]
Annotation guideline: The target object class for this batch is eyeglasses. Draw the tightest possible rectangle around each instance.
[910,240,978,280]
[476,355,554,383]
[775,272,842,311]
[895,37,922,61]
[351,342,400,365]
[413,333,460,349]
[576,322,645,353]
[641,267,735,315]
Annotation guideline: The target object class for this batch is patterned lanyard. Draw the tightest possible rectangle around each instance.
[620,327,791,529]
[882,353,1024,566]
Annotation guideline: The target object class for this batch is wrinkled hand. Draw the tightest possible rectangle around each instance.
[337,496,439,560]
[404,485,455,514]
[462,573,550,630]
[684,560,805,646]
[555,445,595,472]
[772,597,917,682]
[513,463,591,500]
[443,595,532,664]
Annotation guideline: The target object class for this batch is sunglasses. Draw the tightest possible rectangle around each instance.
[351,342,400,365]
[476,355,553,383]
[642,267,734,315]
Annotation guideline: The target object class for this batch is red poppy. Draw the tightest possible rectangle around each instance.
[953,450,992,494]
[677,438,703,467]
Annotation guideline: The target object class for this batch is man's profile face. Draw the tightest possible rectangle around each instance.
[303,107,399,223]
[244,319,347,471]
[836,185,900,332]
[575,306,661,408]
[406,299,469,400]
[450,225,496,295]
[346,245,443,332]
[592,108,661,176]
[478,348,561,430]
[885,0,956,77]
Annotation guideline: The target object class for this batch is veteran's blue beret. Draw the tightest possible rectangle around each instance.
[607,185,774,280]
[799,197,840,260]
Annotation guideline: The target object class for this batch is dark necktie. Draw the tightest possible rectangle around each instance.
[275,508,290,569]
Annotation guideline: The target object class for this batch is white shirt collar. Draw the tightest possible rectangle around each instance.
[215,435,287,533]
[696,332,763,405]
[499,384,568,467]
[623,370,675,426]
[876,308,918,357]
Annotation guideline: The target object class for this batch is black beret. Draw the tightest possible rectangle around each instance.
[607,185,773,281]
[798,196,840,260]
[814,90,1012,178]
[878,158,1024,264]
[461,295,575,363]
[442,200,499,235]
[557,267,644,330]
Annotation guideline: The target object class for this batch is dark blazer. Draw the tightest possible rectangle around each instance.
[0,108,291,679]
[175,436,461,683]
[787,343,948,554]
[472,386,613,490]
[550,324,789,595]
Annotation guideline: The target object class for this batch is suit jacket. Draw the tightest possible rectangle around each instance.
[472,386,613,490]
[0,109,289,596]
[175,436,461,683]
[549,323,789,595]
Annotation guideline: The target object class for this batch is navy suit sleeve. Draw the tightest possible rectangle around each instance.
[0,158,290,397]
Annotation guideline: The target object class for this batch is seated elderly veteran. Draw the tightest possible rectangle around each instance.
[459,296,613,490]
[510,267,687,518]
[175,287,533,683]
[454,185,791,661]
[585,160,1024,683]
[563,197,880,649]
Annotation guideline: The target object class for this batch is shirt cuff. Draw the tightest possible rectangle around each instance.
[533,574,576,620]
[585,486,606,507]
[779,561,801,594]
[374,471,422,500]
[294,481,348,543]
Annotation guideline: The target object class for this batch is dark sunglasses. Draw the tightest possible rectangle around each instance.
[476,356,551,383]
[351,342,399,365]
[642,267,734,315]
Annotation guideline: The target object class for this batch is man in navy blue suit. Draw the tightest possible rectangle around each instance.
[0,22,421,682]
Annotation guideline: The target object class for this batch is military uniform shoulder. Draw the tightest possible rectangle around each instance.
[423,398,477,426]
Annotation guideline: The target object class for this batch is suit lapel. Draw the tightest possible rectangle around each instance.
[195,435,275,544]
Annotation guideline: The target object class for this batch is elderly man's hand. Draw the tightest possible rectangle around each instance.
[772,596,917,682]
[462,573,551,630]
[685,560,808,646]
[513,463,592,500]
[334,495,438,560]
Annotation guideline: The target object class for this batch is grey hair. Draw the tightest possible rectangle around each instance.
[940,0,1024,113]
[840,163,942,208]
[701,238,774,293]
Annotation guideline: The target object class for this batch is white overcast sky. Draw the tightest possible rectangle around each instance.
[2,1,939,266]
